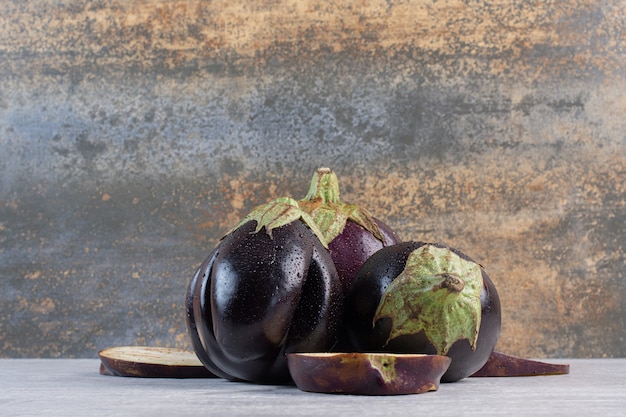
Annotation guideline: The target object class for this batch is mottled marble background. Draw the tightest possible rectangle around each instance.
[1,0,624,359]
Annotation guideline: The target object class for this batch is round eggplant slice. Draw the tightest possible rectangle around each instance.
[98,346,217,378]
[287,352,451,395]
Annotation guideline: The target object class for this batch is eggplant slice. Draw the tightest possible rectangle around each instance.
[471,351,570,377]
[287,352,451,395]
[98,346,217,378]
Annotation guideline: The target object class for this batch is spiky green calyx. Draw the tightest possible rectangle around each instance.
[228,196,328,248]
[298,167,384,244]
[373,245,483,355]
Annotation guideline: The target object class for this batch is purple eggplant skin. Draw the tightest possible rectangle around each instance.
[328,218,401,295]
[345,241,501,383]
[327,218,400,353]
[186,219,344,385]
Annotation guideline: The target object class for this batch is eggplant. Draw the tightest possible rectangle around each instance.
[186,197,344,384]
[297,168,401,352]
[345,241,501,382]
[298,168,401,294]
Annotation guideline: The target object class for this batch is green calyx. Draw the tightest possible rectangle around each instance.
[298,167,384,244]
[373,245,483,355]
[228,196,328,248]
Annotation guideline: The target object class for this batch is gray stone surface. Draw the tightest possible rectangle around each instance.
[1,359,624,416]
[1,1,624,358]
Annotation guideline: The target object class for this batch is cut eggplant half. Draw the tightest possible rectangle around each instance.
[471,351,570,377]
[287,352,451,395]
[98,346,217,378]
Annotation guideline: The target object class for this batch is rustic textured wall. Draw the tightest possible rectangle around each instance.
[1,0,624,359]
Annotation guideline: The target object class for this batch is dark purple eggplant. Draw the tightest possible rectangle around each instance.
[345,241,501,382]
[298,168,401,294]
[186,197,344,384]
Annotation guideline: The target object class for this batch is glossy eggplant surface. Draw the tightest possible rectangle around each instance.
[187,219,343,384]
[345,241,501,382]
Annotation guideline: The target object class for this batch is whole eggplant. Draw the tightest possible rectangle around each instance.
[186,197,344,384]
[345,241,501,382]
[298,168,401,295]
